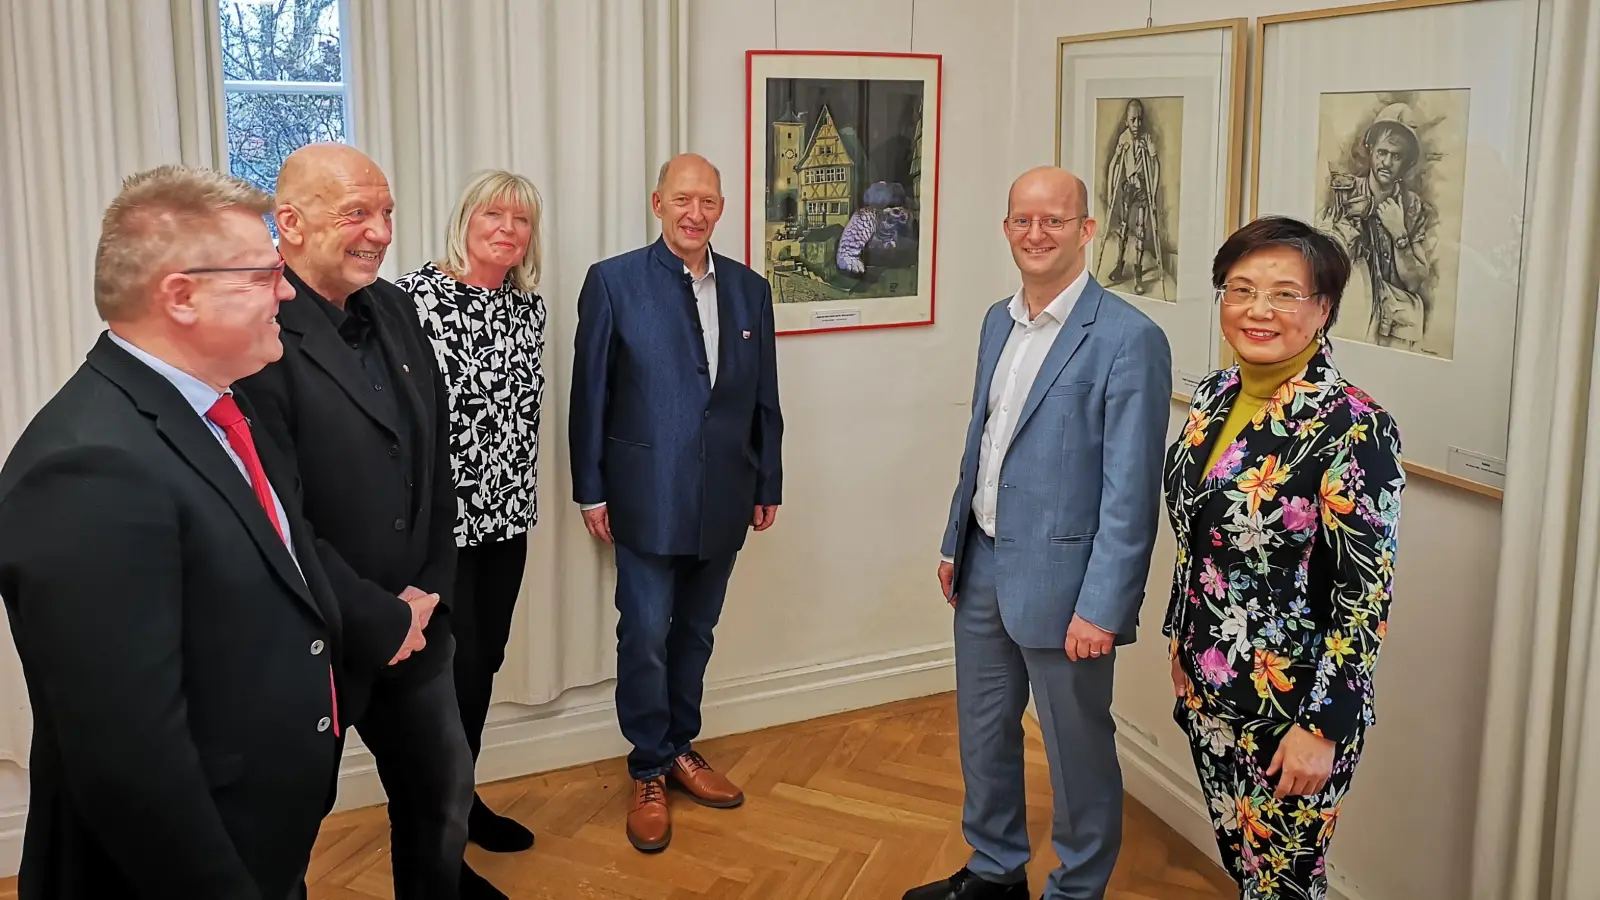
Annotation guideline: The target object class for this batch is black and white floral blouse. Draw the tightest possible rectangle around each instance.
[396,261,546,547]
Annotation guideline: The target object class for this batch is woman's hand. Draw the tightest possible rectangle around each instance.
[1171,653,1187,698]
[1266,725,1336,798]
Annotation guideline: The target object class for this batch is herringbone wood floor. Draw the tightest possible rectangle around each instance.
[0,693,1235,899]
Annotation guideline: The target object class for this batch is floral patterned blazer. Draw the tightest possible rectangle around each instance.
[1162,342,1404,745]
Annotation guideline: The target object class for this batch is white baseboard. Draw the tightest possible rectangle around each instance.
[1107,709,1372,900]
[331,643,957,811]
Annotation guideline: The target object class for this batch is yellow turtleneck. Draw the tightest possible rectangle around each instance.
[1201,341,1321,475]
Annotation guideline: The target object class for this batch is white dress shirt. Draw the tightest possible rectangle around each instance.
[971,267,1091,540]
[688,255,719,386]
[107,330,298,565]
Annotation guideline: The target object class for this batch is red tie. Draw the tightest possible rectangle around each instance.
[205,394,340,738]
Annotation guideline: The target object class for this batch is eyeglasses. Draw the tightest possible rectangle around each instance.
[1002,215,1085,233]
[1215,284,1318,314]
[181,259,287,285]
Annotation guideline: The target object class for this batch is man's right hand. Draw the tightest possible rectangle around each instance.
[937,561,955,607]
[582,504,612,544]
[390,590,438,665]
[399,585,435,630]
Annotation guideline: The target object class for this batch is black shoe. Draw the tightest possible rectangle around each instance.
[460,862,508,900]
[468,792,535,852]
[902,867,1029,900]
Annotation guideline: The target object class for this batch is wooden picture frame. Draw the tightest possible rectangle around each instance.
[1055,19,1249,402]
[744,50,942,337]
[1249,0,1541,500]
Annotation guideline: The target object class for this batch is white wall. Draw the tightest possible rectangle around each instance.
[687,0,1016,676]
[331,0,1026,817]
[0,5,1504,898]
[1014,3,1501,899]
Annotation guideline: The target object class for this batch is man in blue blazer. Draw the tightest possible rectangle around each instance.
[569,153,783,854]
[906,167,1171,900]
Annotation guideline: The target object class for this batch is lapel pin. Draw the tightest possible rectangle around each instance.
[742,330,751,340]
[402,364,410,373]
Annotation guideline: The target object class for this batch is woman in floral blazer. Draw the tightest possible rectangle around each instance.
[1163,216,1404,898]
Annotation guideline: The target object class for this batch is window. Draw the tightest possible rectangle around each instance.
[219,0,352,199]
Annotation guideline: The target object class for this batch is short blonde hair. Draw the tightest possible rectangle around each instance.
[439,170,544,292]
[94,164,274,321]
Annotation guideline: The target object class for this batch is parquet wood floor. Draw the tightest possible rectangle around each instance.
[0,692,1236,899]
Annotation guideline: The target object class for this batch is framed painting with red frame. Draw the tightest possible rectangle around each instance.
[745,50,942,336]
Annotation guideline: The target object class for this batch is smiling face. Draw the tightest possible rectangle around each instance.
[1004,168,1093,285]
[652,155,723,262]
[464,196,531,280]
[1219,244,1331,365]
[274,144,395,303]
[159,209,297,385]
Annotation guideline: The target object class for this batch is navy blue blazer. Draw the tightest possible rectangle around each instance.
[569,237,783,559]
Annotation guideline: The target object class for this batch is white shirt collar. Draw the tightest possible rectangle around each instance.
[684,251,716,284]
[106,330,226,418]
[1008,266,1090,327]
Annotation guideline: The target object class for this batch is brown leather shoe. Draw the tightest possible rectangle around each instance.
[627,776,671,852]
[668,750,745,808]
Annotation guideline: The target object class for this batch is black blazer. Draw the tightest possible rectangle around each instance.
[0,334,405,900]
[238,266,458,702]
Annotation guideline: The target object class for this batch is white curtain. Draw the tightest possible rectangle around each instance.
[0,0,227,767]
[346,0,685,708]
[1470,1,1600,897]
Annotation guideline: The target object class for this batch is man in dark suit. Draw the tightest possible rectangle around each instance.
[0,165,423,900]
[569,153,784,853]
[236,143,494,900]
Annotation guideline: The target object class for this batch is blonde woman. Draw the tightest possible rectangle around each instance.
[396,171,546,886]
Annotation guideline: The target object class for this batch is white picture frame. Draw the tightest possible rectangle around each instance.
[1056,19,1249,402]
[1250,0,1542,499]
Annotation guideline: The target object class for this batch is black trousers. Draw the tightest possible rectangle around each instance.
[452,533,530,763]
[354,628,474,900]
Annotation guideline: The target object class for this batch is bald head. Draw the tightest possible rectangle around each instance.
[1007,166,1088,219]
[276,142,387,210]
[656,153,722,194]
[653,153,724,271]
[273,142,394,305]
[1004,166,1095,303]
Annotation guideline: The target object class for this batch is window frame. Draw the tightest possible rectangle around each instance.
[218,0,357,175]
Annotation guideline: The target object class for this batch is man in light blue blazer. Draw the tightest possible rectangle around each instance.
[905,167,1171,900]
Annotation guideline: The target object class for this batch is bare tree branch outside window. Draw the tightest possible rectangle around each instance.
[219,0,348,213]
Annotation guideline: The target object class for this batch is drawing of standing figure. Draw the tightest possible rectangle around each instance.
[1102,99,1164,296]
[1318,102,1439,350]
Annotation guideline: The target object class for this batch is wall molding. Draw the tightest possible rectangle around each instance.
[331,643,957,811]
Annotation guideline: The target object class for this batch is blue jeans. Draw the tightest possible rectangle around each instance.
[612,542,738,780]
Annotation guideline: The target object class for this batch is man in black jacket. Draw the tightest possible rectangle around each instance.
[0,164,423,900]
[238,143,495,900]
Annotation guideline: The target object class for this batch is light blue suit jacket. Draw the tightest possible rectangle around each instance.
[941,277,1172,649]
